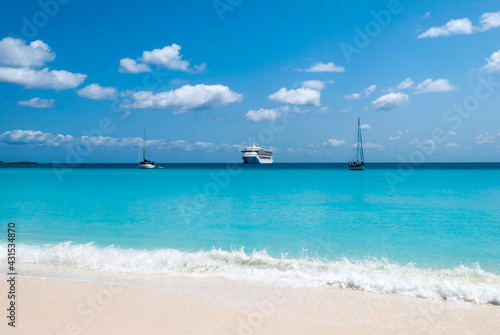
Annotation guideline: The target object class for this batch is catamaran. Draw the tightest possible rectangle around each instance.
[348,118,365,171]
[138,129,155,169]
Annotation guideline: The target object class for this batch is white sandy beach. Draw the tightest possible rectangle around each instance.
[1,275,499,335]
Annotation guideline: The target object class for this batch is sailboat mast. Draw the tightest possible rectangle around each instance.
[358,117,364,162]
[142,128,146,161]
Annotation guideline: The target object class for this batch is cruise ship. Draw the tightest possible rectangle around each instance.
[241,143,273,164]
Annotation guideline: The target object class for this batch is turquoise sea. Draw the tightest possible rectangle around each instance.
[1,163,500,304]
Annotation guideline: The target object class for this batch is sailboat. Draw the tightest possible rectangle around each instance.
[348,118,365,171]
[138,129,155,169]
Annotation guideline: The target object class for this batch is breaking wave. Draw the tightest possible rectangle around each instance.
[3,242,500,305]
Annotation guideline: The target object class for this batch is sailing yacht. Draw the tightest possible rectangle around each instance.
[348,118,365,171]
[138,129,155,169]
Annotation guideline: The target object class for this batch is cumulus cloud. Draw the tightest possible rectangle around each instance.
[79,136,166,149]
[372,92,409,110]
[418,18,475,38]
[0,130,73,146]
[245,106,300,122]
[344,93,360,100]
[245,108,280,122]
[480,49,500,73]
[167,140,241,152]
[414,78,458,94]
[118,58,152,74]
[301,80,325,91]
[445,142,459,148]
[478,11,500,31]
[393,77,414,90]
[119,43,204,73]
[77,84,118,100]
[323,139,346,147]
[0,37,55,67]
[360,124,371,130]
[0,37,86,90]
[344,84,376,100]
[268,87,320,106]
[418,11,500,38]
[122,84,242,112]
[0,129,243,153]
[298,62,345,73]
[0,67,86,89]
[16,97,55,108]
[474,132,496,144]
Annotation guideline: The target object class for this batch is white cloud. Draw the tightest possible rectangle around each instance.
[77,84,118,100]
[141,44,189,71]
[478,11,500,31]
[0,130,73,146]
[395,77,414,90]
[340,107,352,113]
[445,142,459,148]
[423,11,431,19]
[418,11,500,38]
[474,132,496,144]
[410,138,437,151]
[344,93,360,100]
[414,78,458,94]
[418,18,475,38]
[0,38,86,90]
[388,131,403,140]
[447,130,456,136]
[363,143,383,149]
[298,62,345,73]
[480,49,500,73]
[245,108,279,122]
[0,66,86,90]
[360,124,371,130]
[363,84,376,97]
[344,84,376,100]
[268,87,320,106]
[372,92,409,110]
[245,106,300,122]
[79,136,166,149]
[167,139,241,152]
[123,84,242,112]
[0,129,243,153]
[16,97,55,108]
[119,43,204,73]
[323,139,346,147]
[118,58,152,74]
[246,108,279,122]
[301,80,325,91]
[0,37,55,67]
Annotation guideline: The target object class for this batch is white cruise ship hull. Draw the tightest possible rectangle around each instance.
[242,155,273,164]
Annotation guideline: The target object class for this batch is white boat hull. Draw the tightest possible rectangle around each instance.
[138,163,155,169]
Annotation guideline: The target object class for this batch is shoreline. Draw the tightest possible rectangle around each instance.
[1,275,499,334]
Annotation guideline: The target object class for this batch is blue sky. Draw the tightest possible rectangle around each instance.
[0,0,499,163]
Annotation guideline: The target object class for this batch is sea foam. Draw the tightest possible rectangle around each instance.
[2,241,500,305]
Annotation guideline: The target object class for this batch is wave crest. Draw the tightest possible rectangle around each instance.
[3,242,500,305]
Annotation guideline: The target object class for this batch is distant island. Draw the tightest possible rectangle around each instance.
[0,161,37,164]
